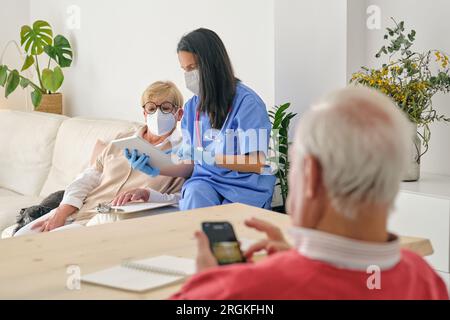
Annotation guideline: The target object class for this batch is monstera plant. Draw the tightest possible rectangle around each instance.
[0,20,73,109]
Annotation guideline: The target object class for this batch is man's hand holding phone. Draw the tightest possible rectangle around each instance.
[195,230,220,273]
[195,218,291,274]
[243,217,292,260]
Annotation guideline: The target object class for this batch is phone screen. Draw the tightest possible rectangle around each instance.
[202,222,246,265]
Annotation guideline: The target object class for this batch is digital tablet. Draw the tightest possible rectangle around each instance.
[111,135,177,169]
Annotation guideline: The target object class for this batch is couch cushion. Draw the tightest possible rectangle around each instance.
[0,110,67,196]
[39,117,141,196]
[0,194,43,232]
[0,187,21,197]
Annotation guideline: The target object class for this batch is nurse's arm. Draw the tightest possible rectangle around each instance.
[159,162,194,178]
[215,151,266,174]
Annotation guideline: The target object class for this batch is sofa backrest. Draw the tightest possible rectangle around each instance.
[0,110,67,196]
[39,117,141,197]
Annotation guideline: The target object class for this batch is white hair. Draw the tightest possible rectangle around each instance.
[294,86,411,218]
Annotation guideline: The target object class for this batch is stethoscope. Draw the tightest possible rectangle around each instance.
[195,107,232,152]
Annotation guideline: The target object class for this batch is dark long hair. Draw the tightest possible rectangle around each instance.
[177,28,238,129]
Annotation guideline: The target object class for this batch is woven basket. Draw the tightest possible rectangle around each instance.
[36,93,63,115]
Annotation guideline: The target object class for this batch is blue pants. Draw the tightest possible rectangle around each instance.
[179,180,232,211]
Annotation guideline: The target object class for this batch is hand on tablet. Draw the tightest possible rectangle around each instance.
[124,148,160,177]
[111,188,150,206]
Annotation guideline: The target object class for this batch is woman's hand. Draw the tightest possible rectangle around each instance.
[111,188,150,206]
[31,205,76,232]
[243,217,291,259]
[124,149,160,177]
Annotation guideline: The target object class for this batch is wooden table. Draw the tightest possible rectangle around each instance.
[0,203,433,299]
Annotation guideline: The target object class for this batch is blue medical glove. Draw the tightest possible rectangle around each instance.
[124,148,160,177]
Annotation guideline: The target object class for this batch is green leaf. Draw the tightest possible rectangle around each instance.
[0,65,7,87]
[31,89,42,107]
[287,112,297,120]
[20,20,53,55]
[42,66,64,93]
[275,103,291,118]
[44,35,73,68]
[20,77,30,88]
[5,69,20,97]
[21,55,35,71]
[281,118,291,129]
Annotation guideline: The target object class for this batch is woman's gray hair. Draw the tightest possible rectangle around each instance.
[294,86,411,218]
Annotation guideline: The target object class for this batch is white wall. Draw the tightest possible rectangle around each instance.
[274,0,348,129]
[4,0,449,175]
[362,0,450,175]
[0,0,30,111]
[28,0,274,123]
[346,0,367,82]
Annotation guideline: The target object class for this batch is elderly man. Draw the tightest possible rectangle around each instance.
[170,87,448,300]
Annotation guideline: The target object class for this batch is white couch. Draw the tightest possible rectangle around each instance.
[0,109,141,237]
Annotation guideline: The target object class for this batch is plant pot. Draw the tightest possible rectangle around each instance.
[35,93,63,115]
[402,123,421,182]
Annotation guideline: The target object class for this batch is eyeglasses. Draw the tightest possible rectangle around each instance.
[142,101,178,114]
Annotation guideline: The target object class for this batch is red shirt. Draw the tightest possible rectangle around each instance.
[170,249,448,300]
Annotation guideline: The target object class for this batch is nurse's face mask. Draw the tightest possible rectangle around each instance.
[184,69,200,96]
[144,101,178,137]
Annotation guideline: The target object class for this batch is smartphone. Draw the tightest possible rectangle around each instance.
[202,222,246,265]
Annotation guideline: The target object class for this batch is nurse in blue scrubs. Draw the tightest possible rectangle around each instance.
[126,28,275,210]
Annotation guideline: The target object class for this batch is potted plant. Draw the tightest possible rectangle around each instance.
[269,103,297,213]
[0,20,73,114]
[351,18,450,181]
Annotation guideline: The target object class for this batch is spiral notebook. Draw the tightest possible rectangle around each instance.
[81,255,195,292]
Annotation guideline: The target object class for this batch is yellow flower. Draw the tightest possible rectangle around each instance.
[435,52,441,61]
[441,55,449,68]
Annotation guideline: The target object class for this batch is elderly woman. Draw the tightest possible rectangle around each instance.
[14,81,185,236]
[170,87,448,300]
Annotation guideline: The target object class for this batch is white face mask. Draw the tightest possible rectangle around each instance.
[184,69,200,96]
[146,109,176,137]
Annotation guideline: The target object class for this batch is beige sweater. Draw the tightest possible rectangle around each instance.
[72,128,184,224]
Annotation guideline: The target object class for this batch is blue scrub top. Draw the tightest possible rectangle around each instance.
[180,81,276,208]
